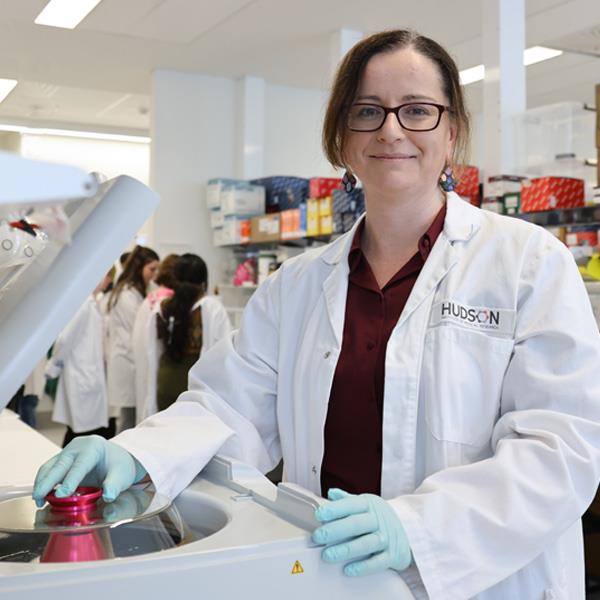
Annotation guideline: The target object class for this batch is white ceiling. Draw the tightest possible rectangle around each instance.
[0,0,598,134]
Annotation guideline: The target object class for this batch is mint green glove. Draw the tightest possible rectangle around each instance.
[312,488,412,576]
[32,435,146,506]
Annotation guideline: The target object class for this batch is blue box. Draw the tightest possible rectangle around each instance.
[250,176,310,212]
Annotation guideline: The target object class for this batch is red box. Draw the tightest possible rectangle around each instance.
[455,165,479,199]
[309,177,342,199]
[520,177,585,212]
[565,231,598,247]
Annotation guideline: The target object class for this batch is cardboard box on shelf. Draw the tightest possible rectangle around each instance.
[219,217,251,245]
[319,196,332,217]
[250,214,280,243]
[280,208,302,240]
[320,215,333,236]
[309,177,342,199]
[487,175,526,197]
[565,230,598,248]
[210,208,224,229]
[206,178,242,209]
[455,165,479,198]
[520,176,585,212]
[220,184,265,217]
[250,176,310,212]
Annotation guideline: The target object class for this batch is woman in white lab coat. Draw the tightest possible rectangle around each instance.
[34,30,600,600]
[46,272,113,447]
[132,253,179,424]
[153,253,231,413]
[106,245,159,433]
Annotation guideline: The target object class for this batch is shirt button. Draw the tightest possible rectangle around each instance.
[366,341,375,351]
[323,351,331,359]
[312,465,317,475]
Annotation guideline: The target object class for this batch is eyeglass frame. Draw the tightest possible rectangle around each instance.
[347,102,452,133]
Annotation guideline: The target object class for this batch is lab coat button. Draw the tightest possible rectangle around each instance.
[323,351,331,359]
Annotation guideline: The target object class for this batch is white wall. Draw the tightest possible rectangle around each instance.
[264,83,336,178]
[151,69,235,288]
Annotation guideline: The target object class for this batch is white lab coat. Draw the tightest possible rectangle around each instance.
[106,286,143,409]
[133,294,232,423]
[114,192,600,600]
[47,296,108,432]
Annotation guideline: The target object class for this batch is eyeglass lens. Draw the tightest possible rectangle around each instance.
[348,103,442,132]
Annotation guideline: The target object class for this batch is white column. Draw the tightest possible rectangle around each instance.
[234,76,265,180]
[482,0,526,188]
[150,69,236,288]
[329,29,363,81]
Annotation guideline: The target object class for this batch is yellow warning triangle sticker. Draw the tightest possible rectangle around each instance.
[291,560,304,575]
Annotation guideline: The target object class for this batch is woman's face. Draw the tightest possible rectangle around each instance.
[344,47,456,199]
[142,260,160,285]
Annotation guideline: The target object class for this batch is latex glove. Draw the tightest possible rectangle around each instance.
[312,488,412,577]
[32,435,147,507]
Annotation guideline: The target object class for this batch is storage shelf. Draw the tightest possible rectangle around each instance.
[222,235,334,250]
[513,206,600,227]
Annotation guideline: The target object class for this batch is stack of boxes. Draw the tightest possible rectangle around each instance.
[250,176,310,242]
[455,165,481,207]
[207,179,265,246]
[332,188,365,234]
[305,178,341,237]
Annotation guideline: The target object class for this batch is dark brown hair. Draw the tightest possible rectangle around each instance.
[157,253,208,362]
[107,245,159,311]
[323,30,470,174]
[155,254,180,289]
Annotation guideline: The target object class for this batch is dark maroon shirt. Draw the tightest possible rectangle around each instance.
[320,204,447,497]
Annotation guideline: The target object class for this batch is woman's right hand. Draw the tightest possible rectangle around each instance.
[32,436,147,506]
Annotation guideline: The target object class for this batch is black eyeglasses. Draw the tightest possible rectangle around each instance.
[347,102,451,132]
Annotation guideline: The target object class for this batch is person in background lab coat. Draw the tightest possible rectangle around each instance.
[34,30,600,600]
[154,253,231,412]
[106,245,159,433]
[132,253,179,424]
[45,270,114,447]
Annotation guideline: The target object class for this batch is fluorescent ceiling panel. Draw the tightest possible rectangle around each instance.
[523,46,564,66]
[460,46,563,85]
[35,0,103,29]
[0,79,18,104]
[0,123,149,144]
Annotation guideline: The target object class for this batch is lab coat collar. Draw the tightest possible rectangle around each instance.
[320,191,481,268]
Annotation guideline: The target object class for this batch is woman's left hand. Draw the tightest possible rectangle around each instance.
[312,488,412,576]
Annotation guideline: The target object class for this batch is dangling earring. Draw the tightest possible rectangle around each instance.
[439,166,456,192]
[342,170,357,193]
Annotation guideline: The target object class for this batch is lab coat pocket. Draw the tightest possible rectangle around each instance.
[422,325,514,446]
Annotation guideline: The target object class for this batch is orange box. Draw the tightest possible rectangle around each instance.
[280,208,301,240]
[520,177,585,212]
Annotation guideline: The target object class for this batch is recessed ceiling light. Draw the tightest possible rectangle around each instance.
[0,79,18,104]
[523,46,563,66]
[34,0,103,30]
[460,46,563,85]
[0,123,150,144]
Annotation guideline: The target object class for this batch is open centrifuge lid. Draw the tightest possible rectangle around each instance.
[0,150,159,409]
